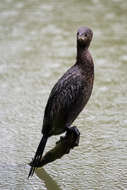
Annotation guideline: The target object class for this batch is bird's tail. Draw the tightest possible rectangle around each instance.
[28,135,48,178]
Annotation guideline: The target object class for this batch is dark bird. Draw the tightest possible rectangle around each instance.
[28,26,94,178]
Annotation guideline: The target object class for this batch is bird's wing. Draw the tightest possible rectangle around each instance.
[42,68,84,134]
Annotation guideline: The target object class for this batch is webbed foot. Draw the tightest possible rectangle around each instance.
[66,126,80,148]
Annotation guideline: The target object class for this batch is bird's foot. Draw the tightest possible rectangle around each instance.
[66,126,80,148]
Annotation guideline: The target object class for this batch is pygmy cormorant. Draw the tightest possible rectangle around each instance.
[28,26,94,178]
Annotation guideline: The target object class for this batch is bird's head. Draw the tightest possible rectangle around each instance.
[77,26,93,48]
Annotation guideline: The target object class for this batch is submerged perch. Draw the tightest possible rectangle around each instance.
[30,126,80,167]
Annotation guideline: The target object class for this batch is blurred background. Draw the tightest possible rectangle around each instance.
[0,0,127,189]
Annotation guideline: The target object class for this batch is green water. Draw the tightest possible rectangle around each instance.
[0,0,127,189]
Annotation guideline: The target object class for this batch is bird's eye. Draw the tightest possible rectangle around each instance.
[85,33,87,37]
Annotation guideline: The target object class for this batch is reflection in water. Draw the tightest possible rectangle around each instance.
[35,168,62,190]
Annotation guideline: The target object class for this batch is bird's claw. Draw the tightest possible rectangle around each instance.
[66,126,80,148]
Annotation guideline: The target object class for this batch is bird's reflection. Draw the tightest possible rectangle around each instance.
[35,168,62,190]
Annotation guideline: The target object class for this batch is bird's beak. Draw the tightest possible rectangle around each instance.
[78,34,85,41]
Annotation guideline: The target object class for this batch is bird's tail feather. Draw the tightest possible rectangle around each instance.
[28,135,48,178]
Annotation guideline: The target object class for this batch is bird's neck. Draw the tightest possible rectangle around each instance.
[76,45,94,77]
[76,46,89,65]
